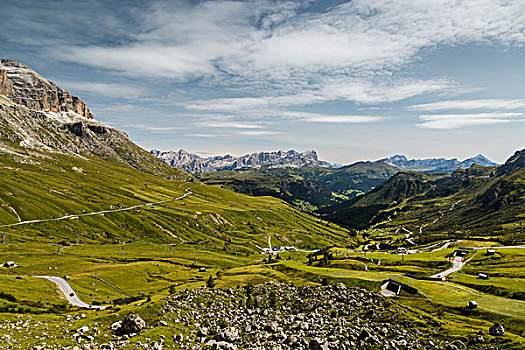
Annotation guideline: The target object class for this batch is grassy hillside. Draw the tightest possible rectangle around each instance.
[197,161,397,209]
[0,148,353,251]
[322,152,525,243]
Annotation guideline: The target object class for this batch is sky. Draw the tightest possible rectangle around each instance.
[0,0,524,165]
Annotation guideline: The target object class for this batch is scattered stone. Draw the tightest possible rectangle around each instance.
[489,323,505,336]
[116,314,146,335]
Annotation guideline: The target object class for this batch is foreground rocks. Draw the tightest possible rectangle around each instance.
[116,314,146,335]
[0,283,517,349]
[157,282,506,349]
[489,323,505,337]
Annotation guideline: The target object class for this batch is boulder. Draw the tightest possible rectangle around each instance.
[215,327,239,342]
[309,339,329,350]
[489,323,505,336]
[117,314,146,335]
[445,340,466,350]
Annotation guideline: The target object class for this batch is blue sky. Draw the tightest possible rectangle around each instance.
[1,0,524,164]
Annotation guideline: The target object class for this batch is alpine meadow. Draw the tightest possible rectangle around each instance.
[0,1,524,349]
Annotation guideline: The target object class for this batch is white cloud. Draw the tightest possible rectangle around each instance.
[235,130,286,136]
[54,0,525,104]
[116,124,182,133]
[408,99,525,111]
[194,121,264,129]
[184,78,454,112]
[58,81,148,98]
[417,112,524,129]
[280,111,386,123]
[185,133,220,138]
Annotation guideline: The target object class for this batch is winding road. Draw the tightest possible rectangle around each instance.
[429,257,464,279]
[0,191,193,229]
[32,276,107,309]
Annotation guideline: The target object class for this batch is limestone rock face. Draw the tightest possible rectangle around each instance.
[151,148,333,174]
[0,59,94,119]
[0,59,188,179]
[119,314,146,335]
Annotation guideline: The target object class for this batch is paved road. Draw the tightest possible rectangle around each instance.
[32,276,107,309]
[460,245,525,250]
[429,257,464,279]
[432,240,456,252]
[0,191,192,229]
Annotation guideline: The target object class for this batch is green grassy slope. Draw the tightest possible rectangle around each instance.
[322,152,525,243]
[0,149,353,251]
[197,161,397,209]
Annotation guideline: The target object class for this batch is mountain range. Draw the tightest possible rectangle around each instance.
[322,150,525,243]
[1,58,521,245]
[379,154,498,173]
[152,148,498,175]
[150,149,332,173]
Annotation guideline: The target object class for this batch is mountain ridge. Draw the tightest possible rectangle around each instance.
[151,148,333,174]
[0,59,186,178]
[322,152,524,242]
[379,153,499,173]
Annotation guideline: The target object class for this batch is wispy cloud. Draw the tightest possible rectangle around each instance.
[184,133,220,138]
[59,81,148,99]
[408,99,525,111]
[417,112,524,129]
[117,124,182,134]
[184,78,455,112]
[280,111,387,123]
[193,121,265,129]
[235,130,286,136]
[50,0,524,105]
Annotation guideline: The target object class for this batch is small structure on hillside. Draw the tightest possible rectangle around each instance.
[453,250,468,258]
[477,273,489,280]
[468,301,478,309]
[380,279,418,297]
[486,249,496,255]
[397,247,407,254]
[2,261,16,268]
[199,267,206,272]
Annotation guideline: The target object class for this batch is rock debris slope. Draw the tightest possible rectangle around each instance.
[158,282,482,350]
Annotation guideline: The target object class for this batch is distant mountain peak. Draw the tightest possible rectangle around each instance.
[380,153,498,173]
[151,149,332,173]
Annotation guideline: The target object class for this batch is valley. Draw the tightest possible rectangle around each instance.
[0,59,523,349]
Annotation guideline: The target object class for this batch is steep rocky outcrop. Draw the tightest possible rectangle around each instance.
[496,149,525,176]
[0,59,93,119]
[0,59,187,179]
[151,149,332,174]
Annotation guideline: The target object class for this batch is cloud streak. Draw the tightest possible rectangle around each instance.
[408,99,525,111]
[59,81,149,99]
[417,112,524,129]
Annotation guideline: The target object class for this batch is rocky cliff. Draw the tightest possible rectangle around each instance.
[0,59,94,119]
[0,59,186,179]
